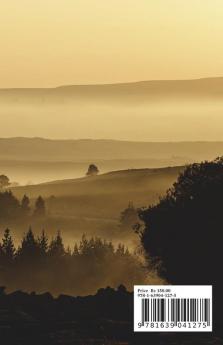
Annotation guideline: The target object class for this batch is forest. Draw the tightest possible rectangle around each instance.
[0,228,146,296]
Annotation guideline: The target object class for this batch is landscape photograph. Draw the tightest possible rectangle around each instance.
[0,1,223,344]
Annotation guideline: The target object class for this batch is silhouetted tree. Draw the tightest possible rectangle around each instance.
[139,157,223,290]
[17,227,40,262]
[33,196,46,217]
[1,229,15,263]
[86,164,99,176]
[0,175,10,189]
[21,194,30,217]
[0,229,146,296]
[48,231,65,258]
[0,191,21,220]
[37,230,48,257]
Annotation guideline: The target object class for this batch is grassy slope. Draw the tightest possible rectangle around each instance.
[8,166,183,245]
[0,157,190,185]
[12,166,182,217]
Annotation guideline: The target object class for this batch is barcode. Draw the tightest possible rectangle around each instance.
[141,298,211,325]
[134,285,212,332]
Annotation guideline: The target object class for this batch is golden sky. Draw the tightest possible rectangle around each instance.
[0,0,223,87]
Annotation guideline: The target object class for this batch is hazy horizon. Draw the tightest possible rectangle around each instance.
[0,82,223,141]
[0,136,223,143]
[0,2,223,141]
[1,76,223,89]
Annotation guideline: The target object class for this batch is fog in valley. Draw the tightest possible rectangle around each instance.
[1,79,223,143]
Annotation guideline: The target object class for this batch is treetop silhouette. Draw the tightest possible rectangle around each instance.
[139,157,223,287]
[86,164,99,176]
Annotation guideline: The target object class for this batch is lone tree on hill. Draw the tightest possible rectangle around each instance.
[0,175,10,189]
[86,164,99,176]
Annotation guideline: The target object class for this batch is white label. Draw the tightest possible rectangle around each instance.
[134,285,212,332]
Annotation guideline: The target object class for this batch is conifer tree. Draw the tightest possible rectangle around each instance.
[48,231,65,258]
[1,228,15,261]
[18,227,40,261]
[38,230,48,257]
[21,194,30,217]
[33,196,46,217]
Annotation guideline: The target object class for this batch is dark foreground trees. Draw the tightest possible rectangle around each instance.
[139,157,223,288]
[0,228,146,296]
[0,286,133,345]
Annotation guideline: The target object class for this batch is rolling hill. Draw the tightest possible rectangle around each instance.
[1,77,223,104]
[0,137,222,162]
[12,166,182,200]
[10,167,183,246]
[0,138,222,184]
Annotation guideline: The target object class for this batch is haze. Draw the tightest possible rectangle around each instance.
[0,78,223,141]
[0,1,223,141]
[0,0,223,88]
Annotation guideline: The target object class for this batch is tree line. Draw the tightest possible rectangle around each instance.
[0,228,146,296]
[0,191,46,220]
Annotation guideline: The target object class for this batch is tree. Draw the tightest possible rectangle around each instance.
[33,196,46,217]
[48,231,65,258]
[18,227,40,262]
[0,191,21,220]
[0,175,10,189]
[86,164,99,176]
[0,228,146,296]
[37,230,48,257]
[120,202,139,231]
[139,157,223,289]
[1,229,15,262]
[21,194,30,217]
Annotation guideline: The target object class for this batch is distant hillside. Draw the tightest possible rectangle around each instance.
[1,78,223,141]
[0,138,222,162]
[1,77,223,104]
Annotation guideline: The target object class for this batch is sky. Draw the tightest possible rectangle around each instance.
[0,0,223,87]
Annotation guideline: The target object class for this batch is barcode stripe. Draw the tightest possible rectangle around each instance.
[141,298,211,324]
